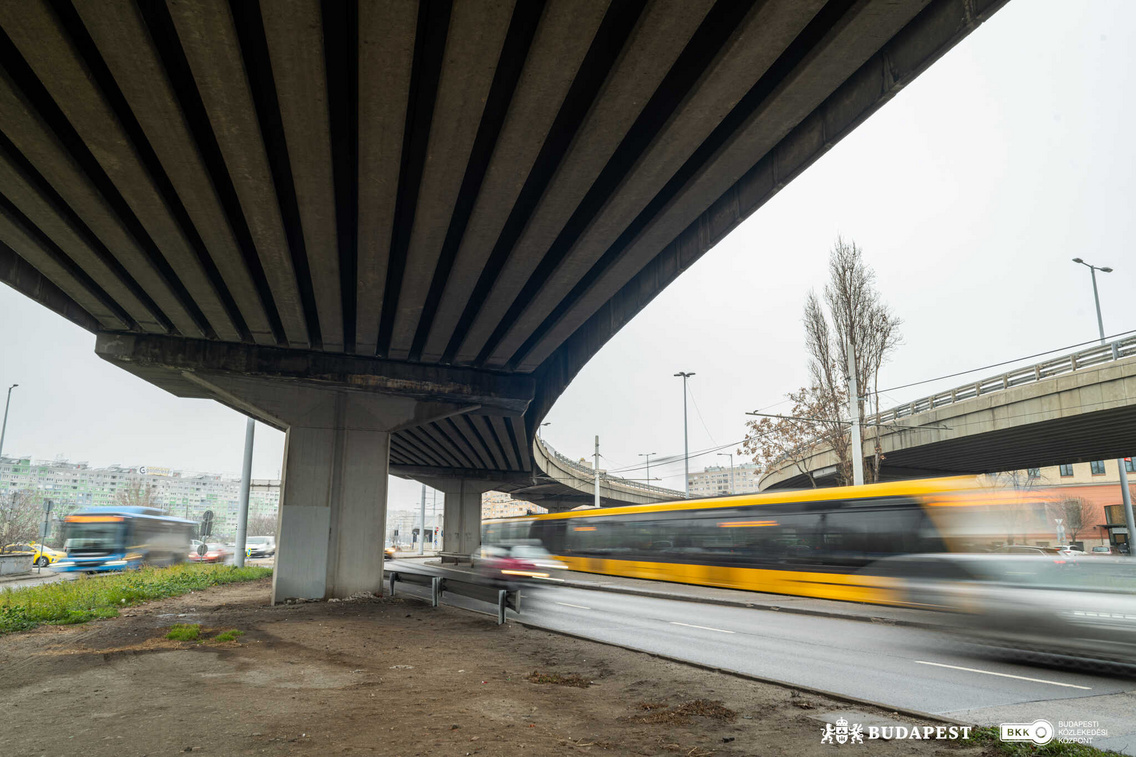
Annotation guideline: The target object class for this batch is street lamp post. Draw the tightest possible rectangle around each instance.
[717,452,734,495]
[674,372,695,497]
[639,452,656,488]
[1072,257,1135,555]
[539,422,551,439]
[0,383,17,461]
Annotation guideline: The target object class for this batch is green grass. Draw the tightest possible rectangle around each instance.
[0,563,271,635]
[972,727,1124,756]
[213,629,244,643]
[166,623,201,641]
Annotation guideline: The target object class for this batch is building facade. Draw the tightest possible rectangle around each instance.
[481,490,546,519]
[0,455,280,539]
[687,463,762,498]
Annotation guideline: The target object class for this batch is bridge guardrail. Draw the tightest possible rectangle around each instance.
[869,335,1136,425]
[388,570,519,625]
[535,436,685,499]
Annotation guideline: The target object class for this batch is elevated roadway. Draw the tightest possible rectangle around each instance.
[761,337,1136,489]
[0,0,1009,600]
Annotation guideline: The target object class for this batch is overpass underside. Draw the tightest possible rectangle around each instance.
[0,0,1008,600]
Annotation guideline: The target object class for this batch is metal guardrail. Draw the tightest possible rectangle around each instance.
[536,436,685,498]
[869,335,1136,424]
[388,570,519,625]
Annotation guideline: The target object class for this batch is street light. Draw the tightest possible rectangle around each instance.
[638,452,656,488]
[674,372,695,497]
[0,383,17,461]
[539,422,551,438]
[1071,258,1134,556]
[717,452,734,495]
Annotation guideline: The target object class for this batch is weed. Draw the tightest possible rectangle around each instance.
[213,629,245,643]
[0,564,271,635]
[166,623,202,642]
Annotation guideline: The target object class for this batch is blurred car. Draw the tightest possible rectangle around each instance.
[189,542,230,564]
[1091,546,1113,555]
[472,543,566,587]
[864,553,1136,667]
[245,536,275,558]
[992,545,1063,556]
[3,542,64,567]
[384,545,397,560]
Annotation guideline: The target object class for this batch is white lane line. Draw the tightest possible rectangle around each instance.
[914,661,1092,690]
[670,622,735,634]
[556,602,592,610]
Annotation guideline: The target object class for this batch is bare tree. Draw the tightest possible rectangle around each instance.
[802,238,902,484]
[741,384,847,487]
[0,489,43,551]
[246,511,278,538]
[116,479,159,509]
[1055,496,1097,545]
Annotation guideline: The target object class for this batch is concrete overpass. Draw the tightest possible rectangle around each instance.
[0,0,1008,601]
[760,337,1136,490]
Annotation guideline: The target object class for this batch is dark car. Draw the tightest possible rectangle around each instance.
[245,536,275,558]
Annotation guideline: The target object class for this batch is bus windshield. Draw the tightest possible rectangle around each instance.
[63,522,124,554]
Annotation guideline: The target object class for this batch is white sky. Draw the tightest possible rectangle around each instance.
[1,0,1134,507]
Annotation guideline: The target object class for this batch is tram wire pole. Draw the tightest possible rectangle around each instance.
[235,417,254,568]
[675,372,695,497]
[846,337,864,487]
[594,435,601,508]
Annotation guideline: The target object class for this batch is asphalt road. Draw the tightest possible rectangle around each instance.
[388,565,1136,754]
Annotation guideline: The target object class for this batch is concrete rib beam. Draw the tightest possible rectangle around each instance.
[74,0,276,345]
[485,0,824,367]
[262,0,343,352]
[516,0,931,370]
[355,0,416,356]
[0,68,188,334]
[0,0,239,340]
[167,0,310,348]
[419,0,609,363]
[454,0,715,364]
[386,0,515,360]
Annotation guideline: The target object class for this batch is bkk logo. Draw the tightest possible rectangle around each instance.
[821,717,973,745]
[999,720,1054,745]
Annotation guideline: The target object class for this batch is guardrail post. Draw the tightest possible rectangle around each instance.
[1070,354,1078,370]
[497,590,507,625]
[431,576,441,608]
[389,572,397,597]
[1114,342,1121,360]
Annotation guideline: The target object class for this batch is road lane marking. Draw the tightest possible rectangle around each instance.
[670,622,735,634]
[914,661,1092,690]
[556,602,592,610]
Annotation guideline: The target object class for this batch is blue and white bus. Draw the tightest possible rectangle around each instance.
[51,507,196,573]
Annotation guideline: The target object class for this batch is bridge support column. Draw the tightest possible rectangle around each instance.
[436,479,496,558]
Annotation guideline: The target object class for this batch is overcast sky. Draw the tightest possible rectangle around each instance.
[1,0,1133,507]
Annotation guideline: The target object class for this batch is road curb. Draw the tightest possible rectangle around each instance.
[552,579,938,629]
[512,617,975,729]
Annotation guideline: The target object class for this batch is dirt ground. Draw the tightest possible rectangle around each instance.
[0,579,995,757]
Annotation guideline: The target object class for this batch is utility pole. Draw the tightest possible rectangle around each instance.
[639,452,656,488]
[674,372,695,497]
[419,483,426,555]
[1072,257,1135,555]
[845,337,864,486]
[234,417,255,568]
[0,383,18,462]
[594,435,601,508]
[717,452,734,495]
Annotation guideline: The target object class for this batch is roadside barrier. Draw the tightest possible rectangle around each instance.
[387,570,520,625]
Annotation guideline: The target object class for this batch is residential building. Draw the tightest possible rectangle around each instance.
[687,463,762,497]
[482,490,546,519]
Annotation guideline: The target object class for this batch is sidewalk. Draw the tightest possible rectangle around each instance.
[415,558,936,627]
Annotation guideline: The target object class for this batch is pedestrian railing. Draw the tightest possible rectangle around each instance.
[869,335,1136,425]
[387,570,520,625]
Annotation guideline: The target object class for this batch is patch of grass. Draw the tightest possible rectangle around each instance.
[213,629,245,643]
[972,727,1124,756]
[527,670,592,688]
[0,564,271,635]
[166,623,202,641]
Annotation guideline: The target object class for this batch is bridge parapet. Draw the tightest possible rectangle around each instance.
[533,435,684,505]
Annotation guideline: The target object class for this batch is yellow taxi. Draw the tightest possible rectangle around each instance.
[2,543,64,567]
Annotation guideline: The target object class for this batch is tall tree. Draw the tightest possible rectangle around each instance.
[0,489,43,551]
[743,238,901,485]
